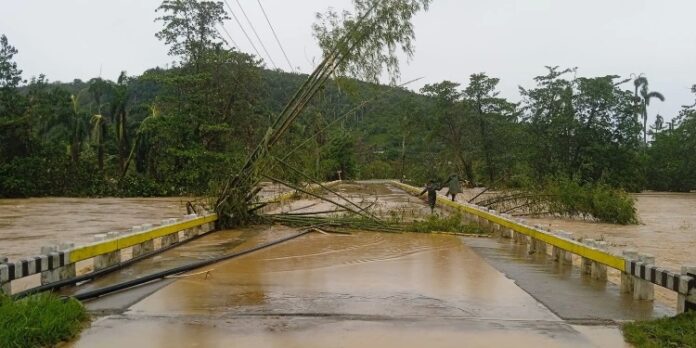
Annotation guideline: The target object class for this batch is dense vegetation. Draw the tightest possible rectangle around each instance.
[1,1,694,203]
[623,311,696,348]
[0,293,88,348]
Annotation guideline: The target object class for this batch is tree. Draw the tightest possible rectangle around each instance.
[634,76,665,145]
[0,34,30,163]
[520,68,644,191]
[463,73,517,183]
[88,78,111,114]
[90,114,107,174]
[155,0,229,66]
[0,35,22,89]
[110,72,131,172]
[647,86,696,191]
[421,81,476,183]
[313,0,432,84]
[69,94,88,170]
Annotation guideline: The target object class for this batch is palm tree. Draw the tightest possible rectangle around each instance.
[90,114,107,174]
[120,102,159,180]
[69,94,88,169]
[111,72,130,172]
[650,114,664,135]
[634,77,665,145]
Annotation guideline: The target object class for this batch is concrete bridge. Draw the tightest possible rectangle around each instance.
[1,180,695,346]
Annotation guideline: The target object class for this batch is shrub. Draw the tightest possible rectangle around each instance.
[543,178,637,224]
[0,293,89,348]
[408,213,485,234]
[622,312,696,348]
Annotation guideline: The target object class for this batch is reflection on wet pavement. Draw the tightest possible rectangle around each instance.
[69,230,626,347]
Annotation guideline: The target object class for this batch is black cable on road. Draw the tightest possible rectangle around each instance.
[12,228,215,300]
[69,229,317,302]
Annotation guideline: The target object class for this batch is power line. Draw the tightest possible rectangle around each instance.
[257,0,295,72]
[218,24,240,49]
[233,0,278,70]
[222,0,266,66]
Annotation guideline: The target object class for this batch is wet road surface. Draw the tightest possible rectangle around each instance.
[68,229,628,347]
[464,237,671,320]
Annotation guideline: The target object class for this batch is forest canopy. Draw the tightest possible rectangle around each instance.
[1,1,695,201]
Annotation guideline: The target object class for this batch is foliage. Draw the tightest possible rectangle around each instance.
[155,0,229,64]
[313,0,432,84]
[542,179,637,224]
[407,212,485,234]
[622,312,696,348]
[0,293,89,348]
[646,86,696,192]
[0,0,694,218]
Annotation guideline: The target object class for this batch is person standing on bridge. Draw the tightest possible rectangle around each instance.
[444,174,462,202]
[419,179,441,214]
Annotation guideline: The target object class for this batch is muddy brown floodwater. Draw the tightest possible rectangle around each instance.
[69,229,627,347]
[0,197,189,261]
[526,192,696,273]
[0,183,286,262]
[526,192,696,309]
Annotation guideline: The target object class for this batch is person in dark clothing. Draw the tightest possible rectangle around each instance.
[419,179,441,214]
[444,174,462,201]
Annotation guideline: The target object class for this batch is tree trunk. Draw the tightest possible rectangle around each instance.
[400,133,407,181]
[98,143,104,175]
[456,152,476,184]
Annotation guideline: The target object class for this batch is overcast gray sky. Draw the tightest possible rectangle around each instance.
[1,0,695,123]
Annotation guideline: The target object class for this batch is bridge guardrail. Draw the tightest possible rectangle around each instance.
[1,213,217,295]
[392,180,696,313]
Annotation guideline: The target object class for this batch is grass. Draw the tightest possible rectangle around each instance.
[0,293,89,348]
[406,213,485,235]
[622,312,696,348]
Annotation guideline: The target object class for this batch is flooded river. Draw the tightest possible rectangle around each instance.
[526,192,696,273]
[0,197,189,261]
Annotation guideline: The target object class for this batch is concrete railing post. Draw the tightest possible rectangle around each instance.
[552,231,572,265]
[526,236,537,254]
[40,244,76,285]
[532,226,548,257]
[161,232,180,249]
[591,241,608,281]
[0,257,10,294]
[677,266,696,313]
[580,239,595,275]
[476,216,489,232]
[634,254,655,301]
[621,250,638,294]
[132,239,155,258]
[562,232,574,264]
[93,233,121,271]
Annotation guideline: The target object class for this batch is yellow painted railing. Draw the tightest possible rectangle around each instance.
[391,181,626,272]
[69,214,218,263]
